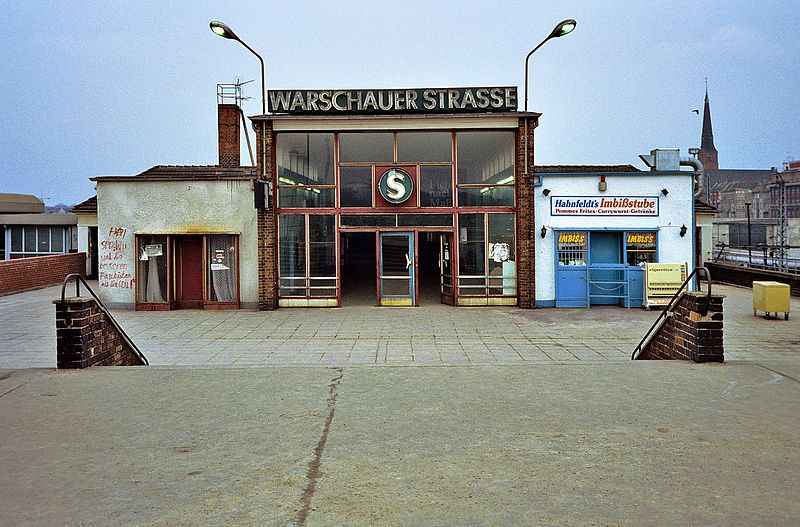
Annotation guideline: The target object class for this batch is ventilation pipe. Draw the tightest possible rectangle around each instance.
[680,156,705,199]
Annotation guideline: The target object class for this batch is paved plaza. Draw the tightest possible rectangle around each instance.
[1,283,799,525]
[0,282,798,368]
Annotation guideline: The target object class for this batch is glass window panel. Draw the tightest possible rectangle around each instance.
[309,215,336,285]
[24,227,37,252]
[381,235,411,276]
[488,213,515,295]
[457,186,514,207]
[458,213,485,276]
[557,231,588,266]
[340,214,396,227]
[11,227,23,252]
[419,166,453,207]
[396,214,453,227]
[626,231,657,266]
[397,132,452,162]
[206,235,238,302]
[50,227,64,252]
[339,166,373,207]
[339,132,394,162]
[37,227,50,252]
[0,226,4,259]
[278,187,335,208]
[456,131,514,184]
[277,133,334,185]
[136,235,168,303]
[279,215,306,281]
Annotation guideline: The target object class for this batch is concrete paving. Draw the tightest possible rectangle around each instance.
[0,284,799,525]
[0,282,797,368]
[1,362,799,526]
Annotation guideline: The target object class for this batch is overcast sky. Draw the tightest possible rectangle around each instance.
[2,0,798,205]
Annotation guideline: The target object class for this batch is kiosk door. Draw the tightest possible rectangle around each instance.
[379,232,414,306]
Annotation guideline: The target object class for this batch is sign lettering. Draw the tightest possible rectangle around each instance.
[551,196,659,216]
[268,87,517,115]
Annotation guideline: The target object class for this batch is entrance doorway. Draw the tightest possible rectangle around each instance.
[339,230,453,306]
[176,236,203,309]
[340,232,376,306]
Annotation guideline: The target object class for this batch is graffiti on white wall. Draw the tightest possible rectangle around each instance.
[99,227,134,289]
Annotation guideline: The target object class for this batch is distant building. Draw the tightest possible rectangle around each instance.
[0,193,78,260]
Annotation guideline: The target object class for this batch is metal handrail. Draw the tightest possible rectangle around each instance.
[60,274,149,366]
[631,266,712,360]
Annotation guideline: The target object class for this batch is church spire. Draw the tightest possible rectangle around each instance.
[698,81,719,175]
[700,80,716,152]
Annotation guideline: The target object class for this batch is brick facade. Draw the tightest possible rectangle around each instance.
[638,292,725,362]
[516,117,538,308]
[0,253,86,296]
[54,298,146,368]
[218,104,241,167]
[256,120,277,310]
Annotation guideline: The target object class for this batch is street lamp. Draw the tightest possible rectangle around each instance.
[209,21,266,115]
[745,202,753,265]
[524,19,576,112]
[521,19,576,176]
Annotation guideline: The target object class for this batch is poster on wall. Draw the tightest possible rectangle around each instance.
[551,196,659,216]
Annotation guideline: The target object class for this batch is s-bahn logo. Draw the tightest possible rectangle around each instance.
[378,168,414,204]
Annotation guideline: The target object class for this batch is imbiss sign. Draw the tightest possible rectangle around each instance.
[268,87,517,115]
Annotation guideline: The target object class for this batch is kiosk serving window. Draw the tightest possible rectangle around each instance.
[625,231,657,266]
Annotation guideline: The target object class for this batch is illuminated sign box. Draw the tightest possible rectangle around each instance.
[268,87,518,115]
[550,196,659,216]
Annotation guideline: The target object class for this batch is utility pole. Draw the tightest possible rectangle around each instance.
[745,202,753,265]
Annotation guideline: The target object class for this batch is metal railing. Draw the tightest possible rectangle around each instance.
[60,274,148,365]
[631,266,712,360]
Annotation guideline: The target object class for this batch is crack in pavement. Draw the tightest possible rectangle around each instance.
[296,367,344,527]
[756,363,800,385]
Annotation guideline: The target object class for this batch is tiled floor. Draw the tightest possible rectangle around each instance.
[0,282,797,368]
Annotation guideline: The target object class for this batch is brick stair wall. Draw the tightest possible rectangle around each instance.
[638,291,725,362]
[55,298,145,368]
[0,253,87,296]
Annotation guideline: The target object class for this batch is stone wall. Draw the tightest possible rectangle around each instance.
[638,291,724,362]
[55,297,146,368]
[0,253,86,296]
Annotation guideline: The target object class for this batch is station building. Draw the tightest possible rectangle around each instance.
[93,85,698,310]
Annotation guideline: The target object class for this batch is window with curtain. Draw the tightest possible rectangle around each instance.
[206,235,238,303]
[136,235,168,303]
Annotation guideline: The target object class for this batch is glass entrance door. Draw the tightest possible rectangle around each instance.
[439,233,455,305]
[379,232,414,306]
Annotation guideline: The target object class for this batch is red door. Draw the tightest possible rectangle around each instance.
[177,236,204,309]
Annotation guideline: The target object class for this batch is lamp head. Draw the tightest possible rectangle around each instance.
[540,226,547,239]
[548,19,577,39]
[210,21,239,40]
[679,224,688,237]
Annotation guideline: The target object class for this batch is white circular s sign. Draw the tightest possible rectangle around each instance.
[378,168,414,204]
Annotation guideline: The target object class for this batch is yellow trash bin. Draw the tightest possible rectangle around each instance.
[752,281,791,320]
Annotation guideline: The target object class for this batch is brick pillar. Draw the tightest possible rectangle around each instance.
[256,119,278,310]
[54,298,145,368]
[516,116,538,309]
[218,104,241,167]
[639,291,725,362]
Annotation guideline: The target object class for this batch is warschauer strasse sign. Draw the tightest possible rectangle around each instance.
[267,87,518,115]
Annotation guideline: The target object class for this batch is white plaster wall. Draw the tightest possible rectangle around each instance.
[96,179,257,308]
[696,213,715,263]
[534,173,695,303]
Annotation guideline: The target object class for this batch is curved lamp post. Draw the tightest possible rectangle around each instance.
[524,19,576,112]
[522,19,576,176]
[209,21,266,115]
